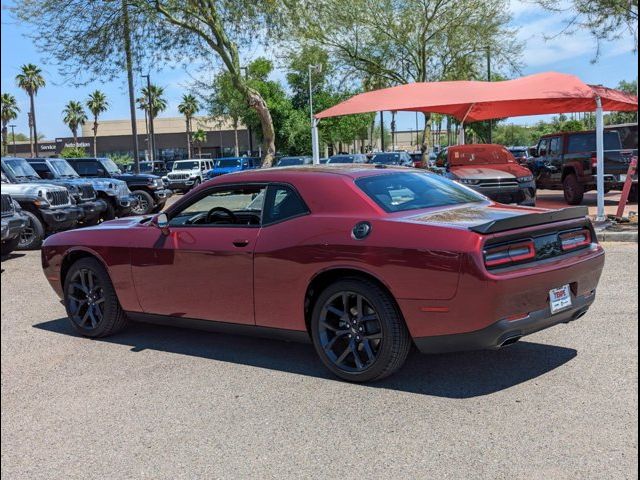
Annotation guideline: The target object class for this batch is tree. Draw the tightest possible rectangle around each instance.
[144,0,284,166]
[191,129,207,157]
[62,101,88,144]
[535,0,638,59]
[16,63,45,157]
[60,146,87,158]
[605,80,638,124]
[86,90,109,157]
[177,94,199,158]
[290,0,522,157]
[203,73,247,157]
[137,84,167,160]
[1,93,20,155]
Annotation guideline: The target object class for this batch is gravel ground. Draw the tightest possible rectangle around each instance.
[1,243,637,480]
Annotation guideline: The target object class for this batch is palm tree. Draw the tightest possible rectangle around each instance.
[86,90,108,157]
[1,93,20,155]
[191,129,207,157]
[62,101,88,144]
[178,94,199,158]
[16,64,45,157]
[137,84,167,160]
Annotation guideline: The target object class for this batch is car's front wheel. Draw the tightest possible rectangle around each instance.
[311,278,411,382]
[17,210,45,250]
[130,190,155,215]
[63,257,128,337]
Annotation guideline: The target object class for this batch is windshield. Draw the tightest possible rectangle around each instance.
[100,158,121,174]
[216,158,241,168]
[449,147,515,166]
[49,159,80,177]
[372,153,405,164]
[277,157,309,166]
[173,161,199,170]
[3,158,40,179]
[356,172,484,213]
[328,155,356,163]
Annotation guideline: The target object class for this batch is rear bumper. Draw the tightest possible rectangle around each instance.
[414,289,595,353]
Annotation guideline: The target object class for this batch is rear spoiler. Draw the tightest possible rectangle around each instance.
[469,207,589,234]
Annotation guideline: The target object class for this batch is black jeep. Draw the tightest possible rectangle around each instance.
[65,157,172,215]
[530,130,637,205]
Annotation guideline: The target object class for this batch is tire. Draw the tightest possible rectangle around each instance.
[102,200,116,221]
[1,236,21,258]
[311,278,411,382]
[563,173,585,205]
[191,178,201,190]
[17,210,45,250]
[130,190,155,215]
[63,257,128,338]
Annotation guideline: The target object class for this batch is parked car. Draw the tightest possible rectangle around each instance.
[26,157,134,221]
[65,157,170,215]
[206,157,262,179]
[531,129,637,204]
[1,193,28,257]
[370,152,413,167]
[166,159,214,192]
[41,166,603,382]
[327,154,368,164]
[508,146,532,165]
[2,157,106,226]
[276,156,313,167]
[125,161,171,177]
[435,144,537,206]
[1,171,81,250]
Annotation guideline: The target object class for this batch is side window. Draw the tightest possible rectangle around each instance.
[538,138,550,156]
[168,185,266,227]
[549,137,562,155]
[262,185,308,225]
[69,161,98,176]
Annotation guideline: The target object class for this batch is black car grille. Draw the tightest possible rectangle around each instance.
[79,185,96,200]
[1,194,13,216]
[49,190,70,206]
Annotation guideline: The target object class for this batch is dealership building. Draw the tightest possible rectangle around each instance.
[8,116,257,160]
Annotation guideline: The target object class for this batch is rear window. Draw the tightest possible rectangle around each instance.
[356,172,484,212]
[566,131,622,153]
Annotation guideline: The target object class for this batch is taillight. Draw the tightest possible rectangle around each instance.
[484,240,535,268]
[560,229,592,251]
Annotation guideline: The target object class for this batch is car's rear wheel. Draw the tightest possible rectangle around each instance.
[563,173,584,205]
[17,210,45,250]
[130,190,154,215]
[63,257,128,337]
[311,278,411,382]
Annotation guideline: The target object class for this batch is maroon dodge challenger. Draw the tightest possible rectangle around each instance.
[41,166,604,382]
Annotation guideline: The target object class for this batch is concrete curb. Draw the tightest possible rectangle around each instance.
[596,229,638,243]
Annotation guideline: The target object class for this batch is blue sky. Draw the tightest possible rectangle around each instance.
[1,0,637,139]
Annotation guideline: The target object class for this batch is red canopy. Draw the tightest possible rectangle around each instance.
[315,72,638,121]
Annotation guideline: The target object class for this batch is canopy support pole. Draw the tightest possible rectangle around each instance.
[595,96,606,222]
[458,103,475,145]
[312,117,320,164]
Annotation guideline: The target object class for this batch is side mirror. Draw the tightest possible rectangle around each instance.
[153,213,170,235]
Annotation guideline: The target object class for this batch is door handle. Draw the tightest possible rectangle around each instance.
[232,239,250,247]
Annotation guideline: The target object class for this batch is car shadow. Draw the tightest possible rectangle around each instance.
[1,252,26,264]
[34,318,577,399]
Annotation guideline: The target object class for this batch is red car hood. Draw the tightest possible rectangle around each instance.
[450,163,530,179]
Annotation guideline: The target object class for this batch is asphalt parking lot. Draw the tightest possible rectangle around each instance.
[1,243,637,479]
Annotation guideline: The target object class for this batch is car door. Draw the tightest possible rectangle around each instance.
[130,183,266,325]
[547,136,564,184]
[535,138,552,186]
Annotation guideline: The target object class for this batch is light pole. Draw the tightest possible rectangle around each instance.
[9,124,16,155]
[240,67,254,155]
[486,46,493,144]
[309,64,322,164]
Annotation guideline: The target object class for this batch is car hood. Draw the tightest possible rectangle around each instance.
[401,203,547,230]
[450,164,530,179]
[113,173,161,181]
[1,182,69,196]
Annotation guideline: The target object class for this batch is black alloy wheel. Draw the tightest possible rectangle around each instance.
[311,278,411,382]
[64,257,128,337]
[66,267,106,331]
[318,291,383,372]
[17,210,45,250]
[131,190,154,215]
